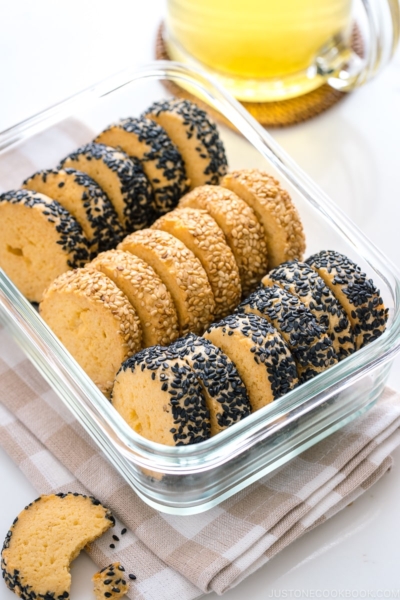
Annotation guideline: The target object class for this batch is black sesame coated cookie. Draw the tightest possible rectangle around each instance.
[92,562,129,599]
[203,313,298,412]
[1,492,115,600]
[95,117,189,215]
[0,189,90,303]
[59,142,155,232]
[306,250,388,350]
[23,168,124,256]
[262,260,355,361]
[168,333,251,435]
[143,98,228,188]
[237,285,338,382]
[112,346,210,445]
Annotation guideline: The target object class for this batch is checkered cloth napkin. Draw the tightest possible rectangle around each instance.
[1,328,400,599]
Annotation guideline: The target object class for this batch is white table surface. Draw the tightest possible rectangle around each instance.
[1,1,400,598]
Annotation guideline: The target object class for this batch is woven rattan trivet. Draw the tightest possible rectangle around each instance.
[156,23,363,128]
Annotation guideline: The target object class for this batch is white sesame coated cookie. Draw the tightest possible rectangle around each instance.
[152,207,241,319]
[90,249,179,347]
[179,185,268,296]
[119,229,215,335]
[221,169,306,269]
[40,268,142,397]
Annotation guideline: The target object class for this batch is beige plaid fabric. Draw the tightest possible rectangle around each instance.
[1,326,400,599]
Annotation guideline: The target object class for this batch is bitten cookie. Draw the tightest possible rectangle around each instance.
[306,250,388,349]
[91,249,179,347]
[204,313,298,411]
[112,346,210,445]
[262,260,355,360]
[152,207,241,319]
[169,333,251,435]
[40,268,142,397]
[237,285,338,382]
[144,98,228,188]
[119,229,215,335]
[59,142,155,232]
[93,563,129,600]
[221,169,306,269]
[1,492,115,600]
[0,189,90,303]
[95,117,189,215]
[23,168,124,256]
[179,185,268,296]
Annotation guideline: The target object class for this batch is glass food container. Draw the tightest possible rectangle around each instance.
[0,61,399,515]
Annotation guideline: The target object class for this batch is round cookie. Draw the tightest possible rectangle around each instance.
[179,185,268,296]
[59,142,155,232]
[23,168,124,256]
[143,98,228,188]
[221,169,306,269]
[168,333,251,435]
[152,207,241,319]
[118,229,215,335]
[237,285,338,382]
[90,249,179,347]
[95,117,189,215]
[203,313,298,412]
[306,250,388,349]
[93,563,129,600]
[40,268,142,397]
[112,346,210,445]
[0,189,90,303]
[262,260,355,360]
[1,492,115,600]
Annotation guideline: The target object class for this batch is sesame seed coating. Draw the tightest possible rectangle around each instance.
[262,260,356,360]
[152,207,241,318]
[118,229,215,335]
[204,312,298,411]
[59,142,155,232]
[1,493,114,600]
[90,249,179,347]
[0,189,90,302]
[221,169,306,269]
[95,117,189,215]
[168,333,251,435]
[40,268,142,396]
[112,346,210,445]
[92,562,129,599]
[237,285,338,382]
[23,168,124,256]
[179,185,268,296]
[143,98,228,188]
[306,250,388,349]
